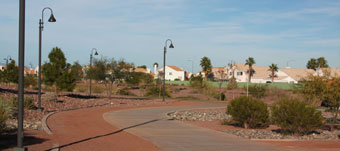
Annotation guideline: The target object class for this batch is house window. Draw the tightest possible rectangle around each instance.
[237,72,243,76]
[169,72,172,75]
[229,72,232,76]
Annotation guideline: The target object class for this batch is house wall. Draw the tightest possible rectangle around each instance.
[165,66,185,81]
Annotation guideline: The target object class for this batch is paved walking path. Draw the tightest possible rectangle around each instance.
[104,104,310,151]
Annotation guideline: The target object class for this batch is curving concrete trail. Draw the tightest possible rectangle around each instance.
[104,105,308,151]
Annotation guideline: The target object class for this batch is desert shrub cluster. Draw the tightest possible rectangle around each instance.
[227,96,270,129]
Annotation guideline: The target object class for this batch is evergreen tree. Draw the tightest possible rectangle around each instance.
[3,60,19,83]
[42,47,76,93]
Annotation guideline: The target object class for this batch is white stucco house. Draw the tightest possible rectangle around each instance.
[228,63,315,83]
[157,65,185,81]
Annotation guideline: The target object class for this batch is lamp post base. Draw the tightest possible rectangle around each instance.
[13,147,28,151]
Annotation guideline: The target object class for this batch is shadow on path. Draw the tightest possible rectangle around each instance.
[0,130,49,150]
[45,118,163,151]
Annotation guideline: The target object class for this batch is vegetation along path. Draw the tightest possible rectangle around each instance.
[104,103,312,151]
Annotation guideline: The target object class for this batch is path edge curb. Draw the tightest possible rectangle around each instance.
[42,112,56,135]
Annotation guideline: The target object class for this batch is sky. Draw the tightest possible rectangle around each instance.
[1,0,340,73]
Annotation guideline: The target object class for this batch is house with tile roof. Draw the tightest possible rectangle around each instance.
[229,63,315,83]
[157,65,185,81]
[134,67,151,74]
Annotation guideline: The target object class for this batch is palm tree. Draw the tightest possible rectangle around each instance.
[268,63,279,83]
[245,57,255,82]
[200,56,212,80]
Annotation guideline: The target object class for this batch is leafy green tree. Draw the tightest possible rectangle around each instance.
[200,56,212,80]
[317,57,329,68]
[322,76,340,123]
[245,57,255,83]
[42,47,76,93]
[71,61,84,82]
[3,60,19,84]
[306,58,318,70]
[86,58,107,82]
[268,63,279,83]
[307,57,329,71]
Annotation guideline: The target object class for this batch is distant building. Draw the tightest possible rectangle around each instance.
[157,65,185,81]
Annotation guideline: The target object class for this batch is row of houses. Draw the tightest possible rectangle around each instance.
[151,63,340,83]
[2,63,339,84]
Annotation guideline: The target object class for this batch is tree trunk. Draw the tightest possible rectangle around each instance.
[272,72,274,83]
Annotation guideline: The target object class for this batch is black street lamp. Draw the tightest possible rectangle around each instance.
[37,7,56,112]
[163,39,174,102]
[3,55,12,66]
[89,48,98,96]
[13,0,26,150]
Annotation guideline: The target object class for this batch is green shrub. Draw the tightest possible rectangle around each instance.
[145,85,171,97]
[227,96,270,129]
[245,84,267,98]
[24,74,37,88]
[0,108,8,132]
[42,92,58,102]
[10,96,36,110]
[271,98,324,135]
[0,97,12,132]
[190,76,204,88]
[227,77,238,90]
[213,92,226,101]
[118,88,135,96]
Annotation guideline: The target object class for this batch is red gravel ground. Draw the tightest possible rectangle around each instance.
[184,120,340,150]
[2,100,198,151]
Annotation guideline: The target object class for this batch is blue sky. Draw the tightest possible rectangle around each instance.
[1,0,340,73]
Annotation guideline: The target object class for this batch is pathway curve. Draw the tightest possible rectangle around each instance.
[104,104,311,151]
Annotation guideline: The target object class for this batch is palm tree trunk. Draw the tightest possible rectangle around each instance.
[272,72,274,83]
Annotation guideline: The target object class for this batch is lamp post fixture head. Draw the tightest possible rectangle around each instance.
[48,13,56,22]
[94,51,98,55]
[169,43,174,48]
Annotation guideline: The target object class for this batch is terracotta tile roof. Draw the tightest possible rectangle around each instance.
[280,68,315,81]
[24,68,35,75]
[168,65,183,71]
[150,72,155,77]
[134,67,147,72]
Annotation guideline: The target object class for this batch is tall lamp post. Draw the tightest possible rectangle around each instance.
[3,55,12,66]
[14,0,26,150]
[89,48,98,96]
[163,39,174,102]
[37,7,56,112]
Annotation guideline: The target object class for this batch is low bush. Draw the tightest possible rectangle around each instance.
[118,88,135,96]
[271,98,324,135]
[11,96,36,110]
[245,84,267,98]
[189,76,204,88]
[226,96,270,129]
[42,92,58,102]
[24,74,37,88]
[213,92,226,101]
[0,97,12,132]
[145,85,171,97]
[227,77,238,90]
